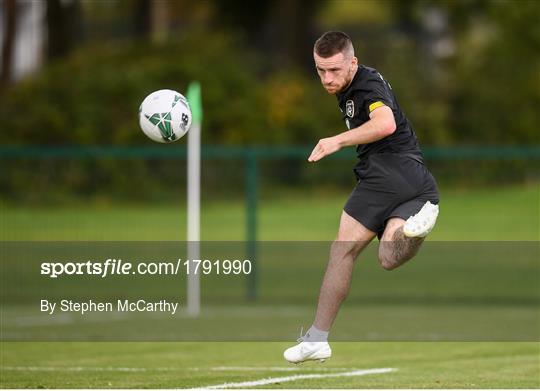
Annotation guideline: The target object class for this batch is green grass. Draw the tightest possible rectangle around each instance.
[1,185,539,388]
[1,342,539,388]
[1,184,538,240]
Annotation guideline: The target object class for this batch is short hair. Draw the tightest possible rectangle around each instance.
[314,31,354,58]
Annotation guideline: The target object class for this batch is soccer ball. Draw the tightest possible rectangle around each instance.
[138,89,192,143]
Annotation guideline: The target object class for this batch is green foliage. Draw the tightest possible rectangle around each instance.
[447,0,540,143]
[2,2,539,146]
[0,30,343,203]
[0,31,337,146]
[323,0,540,145]
[1,3,539,203]
[2,1,539,147]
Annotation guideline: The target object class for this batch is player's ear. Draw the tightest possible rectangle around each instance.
[351,56,358,66]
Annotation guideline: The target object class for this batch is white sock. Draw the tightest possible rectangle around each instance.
[305,325,329,342]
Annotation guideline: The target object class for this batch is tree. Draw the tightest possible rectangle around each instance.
[1,0,17,87]
[46,0,83,60]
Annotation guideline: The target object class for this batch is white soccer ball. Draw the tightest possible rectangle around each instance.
[138,89,192,143]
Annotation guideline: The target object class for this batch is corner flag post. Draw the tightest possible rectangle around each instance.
[186,81,202,317]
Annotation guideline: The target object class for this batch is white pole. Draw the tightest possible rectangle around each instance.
[186,83,201,317]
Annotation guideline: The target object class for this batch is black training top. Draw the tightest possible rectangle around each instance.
[336,65,423,163]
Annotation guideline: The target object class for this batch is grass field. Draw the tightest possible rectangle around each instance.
[1,184,538,241]
[1,184,539,388]
[2,342,539,388]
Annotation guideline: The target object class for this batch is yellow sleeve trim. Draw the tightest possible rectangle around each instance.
[369,101,385,112]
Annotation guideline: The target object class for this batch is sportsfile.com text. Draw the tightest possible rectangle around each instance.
[40,258,252,278]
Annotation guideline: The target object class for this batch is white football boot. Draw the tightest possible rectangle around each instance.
[283,333,332,364]
[403,201,439,238]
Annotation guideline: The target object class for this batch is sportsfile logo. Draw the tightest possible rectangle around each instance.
[40,258,182,278]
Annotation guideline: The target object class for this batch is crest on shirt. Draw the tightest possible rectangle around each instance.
[346,100,354,118]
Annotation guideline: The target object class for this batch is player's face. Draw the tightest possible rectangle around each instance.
[314,51,357,95]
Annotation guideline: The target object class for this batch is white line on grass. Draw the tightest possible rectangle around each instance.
[192,367,397,389]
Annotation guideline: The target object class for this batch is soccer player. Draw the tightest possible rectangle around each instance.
[284,31,440,363]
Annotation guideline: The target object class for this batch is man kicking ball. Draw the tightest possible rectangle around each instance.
[284,31,440,364]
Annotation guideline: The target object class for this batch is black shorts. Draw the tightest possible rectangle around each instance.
[343,153,439,236]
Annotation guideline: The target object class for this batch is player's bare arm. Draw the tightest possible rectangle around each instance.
[308,106,396,162]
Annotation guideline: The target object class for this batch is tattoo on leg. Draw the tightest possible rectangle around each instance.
[389,227,424,266]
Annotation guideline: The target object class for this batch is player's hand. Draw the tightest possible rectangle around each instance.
[308,136,342,162]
